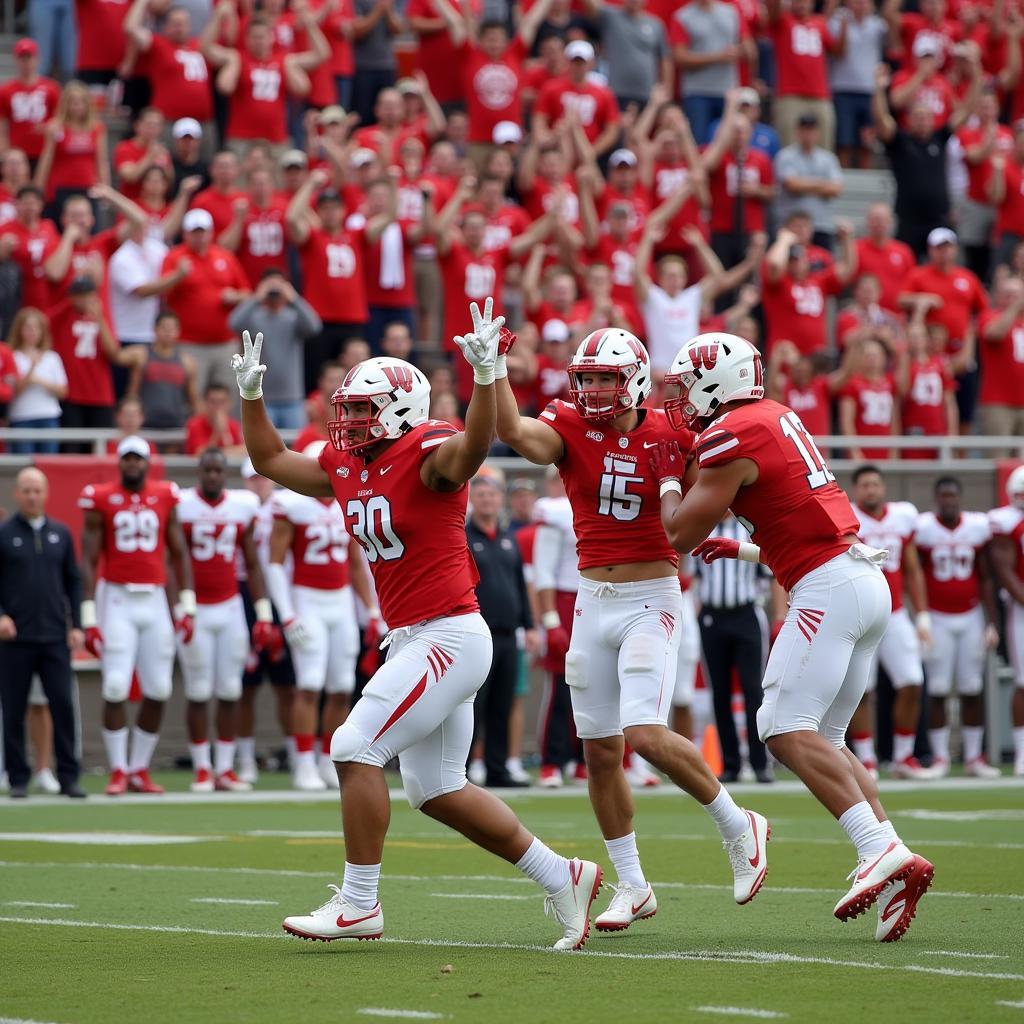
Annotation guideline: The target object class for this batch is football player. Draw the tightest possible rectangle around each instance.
[177,448,279,792]
[79,437,193,796]
[496,326,769,932]
[232,299,603,950]
[849,466,934,780]
[654,332,933,943]
[914,477,1002,778]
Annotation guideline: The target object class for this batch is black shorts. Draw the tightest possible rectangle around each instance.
[239,579,295,687]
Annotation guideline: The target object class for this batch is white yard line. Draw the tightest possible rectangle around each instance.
[357,1011,447,1020]
[996,1000,1024,1009]
[190,898,279,906]
[692,1007,787,1019]
[4,901,75,909]
[919,950,1010,960]
[429,893,532,901]
[1,915,1022,982]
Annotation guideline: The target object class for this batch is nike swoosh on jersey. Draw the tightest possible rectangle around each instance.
[380,466,393,475]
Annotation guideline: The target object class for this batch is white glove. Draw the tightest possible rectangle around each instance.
[231,329,267,401]
[283,617,312,650]
[454,297,505,386]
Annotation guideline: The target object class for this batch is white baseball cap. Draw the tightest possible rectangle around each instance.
[565,40,595,62]
[172,117,202,139]
[542,319,570,343]
[927,227,957,247]
[493,121,523,145]
[117,435,151,460]
[609,148,638,168]
[350,147,377,168]
[912,33,941,58]
[182,208,214,232]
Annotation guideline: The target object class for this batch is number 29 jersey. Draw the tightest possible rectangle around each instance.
[318,420,480,629]
[272,490,351,591]
[695,399,859,592]
[177,487,259,604]
[539,399,688,571]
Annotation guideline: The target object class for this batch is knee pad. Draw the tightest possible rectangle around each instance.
[402,768,467,810]
[216,676,243,702]
[621,636,656,677]
[329,721,368,763]
[184,674,214,703]
[141,671,173,702]
[564,649,587,689]
[755,701,774,743]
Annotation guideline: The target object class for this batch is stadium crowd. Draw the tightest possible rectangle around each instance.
[2,0,1024,795]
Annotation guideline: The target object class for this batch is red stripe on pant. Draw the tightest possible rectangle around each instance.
[372,672,429,743]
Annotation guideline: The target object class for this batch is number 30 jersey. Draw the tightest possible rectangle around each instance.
[272,491,351,592]
[913,511,991,613]
[695,398,859,592]
[78,480,180,586]
[318,420,480,629]
[539,399,688,571]
[177,487,259,604]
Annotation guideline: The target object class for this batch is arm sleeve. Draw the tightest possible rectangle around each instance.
[532,523,562,592]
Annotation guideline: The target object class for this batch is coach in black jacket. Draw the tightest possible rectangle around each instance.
[0,467,85,798]
[467,472,537,788]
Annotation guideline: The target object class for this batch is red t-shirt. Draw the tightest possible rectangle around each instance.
[162,243,250,343]
[979,309,1024,406]
[75,0,130,72]
[461,37,528,144]
[407,0,483,104]
[587,232,644,329]
[481,201,531,253]
[650,161,704,252]
[236,196,290,286]
[902,356,954,440]
[0,78,60,159]
[706,147,773,234]
[534,78,619,143]
[439,241,510,353]
[779,374,831,436]
[891,69,954,129]
[46,227,120,310]
[841,373,896,459]
[313,0,354,76]
[45,123,104,199]
[113,138,173,202]
[0,219,59,311]
[143,36,213,123]
[854,238,916,312]
[192,186,248,239]
[227,53,288,143]
[533,354,571,410]
[597,183,652,234]
[996,159,1024,238]
[521,176,580,225]
[184,413,244,454]
[956,124,1014,204]
[362,220,415,308]
[899,13,961,67]
[761,265,842,355]
[49,300,114,407]
[299,226,369,323]
[770,13,833,99]
[903,263,988,352]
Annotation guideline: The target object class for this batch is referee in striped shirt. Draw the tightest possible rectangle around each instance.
[696,515,772,784]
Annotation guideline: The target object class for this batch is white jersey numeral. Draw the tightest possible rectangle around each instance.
[303,520,348,565]
[346,495,405,562]
[597,455,643,522]
[780,410,835,491]
[190,521,237,562]
[113,508,160,553]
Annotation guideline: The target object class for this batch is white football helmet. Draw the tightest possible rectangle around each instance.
[1008,465,1024,509]
[328,357,430,453]
[568,328,652,421]
[664,332,764,429]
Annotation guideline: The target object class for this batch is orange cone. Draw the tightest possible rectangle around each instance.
[702,723,723,777]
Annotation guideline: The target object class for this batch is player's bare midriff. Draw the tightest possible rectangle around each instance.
[581,559,678,583]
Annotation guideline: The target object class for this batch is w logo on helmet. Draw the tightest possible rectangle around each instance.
[383,365,415,393]
[625,337,646,363]
[692,342,720,372]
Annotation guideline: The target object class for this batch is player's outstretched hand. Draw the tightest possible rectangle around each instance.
[454,296,506,385]
[648,439,684,483]
[252,620,283,658]
[692,537,741,564]
[232,329,267,401]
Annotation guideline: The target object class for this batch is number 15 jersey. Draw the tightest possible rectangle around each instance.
[539,400,689,571]
[318,420,480,629]
[695,398,859,592]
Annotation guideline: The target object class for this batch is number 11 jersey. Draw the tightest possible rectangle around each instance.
[318,420,480,629]
[539,399,689,571]
[695,398,859,592]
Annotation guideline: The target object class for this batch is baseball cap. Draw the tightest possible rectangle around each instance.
[493,121,523,145]
[14,38,38,57]
[797,112,819,128]
[565,39,595,62]
[609,148,637,168]
[927,226,957,247]
[318,105,347,125]
[315,187,342,206]
[471,465,506,489]
[279,148,308,169]
[241,458,260,480]
[172,117,202,139]
[182,208,214,232]
[396,77,420,95]
[912,33,941,58]
[117,435,151,460]
[542,319,570,343]
[736,86,760,107]
[351,147,376,168]
[69,276,97,295]
[508,477,536,494]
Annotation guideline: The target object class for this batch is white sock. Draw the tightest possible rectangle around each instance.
[962,725,984,763]
[341,862,381,910]
[189,741,212,772]
[237,736,256,765]
[1014,726,1024,765]
[604,832,647,888]
[295,749,315,772]
[127,728,159,773]
[839,801,892,860]
[852,735,876,765]
[515,837,570,895]
[879,818,901,845]
[215,739,235,776]
[929,727,950,764]
[704,784,750,842]
[506,757,524,774]
[103,728,128,772]
[285,735,297,767]
[893,731,915,764]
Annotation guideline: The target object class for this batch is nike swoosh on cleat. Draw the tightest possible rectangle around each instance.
[336,908,380,928]
[746,812,762,868]
[881,898,907,923]
[856,842,898,881]
[569,860,583,886]
[631,890,653,915]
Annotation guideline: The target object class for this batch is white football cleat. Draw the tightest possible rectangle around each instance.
[964,757,1001,779]
[190,768,214,793]
[283,885,383,942]
[625,764,660,788]
[929,758,950,779]
[238,760,259,786]
[594,882,657,932]
[834,841,915,921]
[1014,758,1024,778]
[318,755,340,790]
[545,858,603,951]
[32,769,61,794]
[214,770,252,792]
[293,759,327,792]
[538,766,564,788]
[875,854,934,942]
[890,757,936,781]
[723,810,771,904]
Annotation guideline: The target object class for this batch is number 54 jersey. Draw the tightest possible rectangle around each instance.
[318,420,480,629]
[695,398,859,592]
[539,399,690,570]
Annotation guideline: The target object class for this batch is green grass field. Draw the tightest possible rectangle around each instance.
[2,777,1023,1024]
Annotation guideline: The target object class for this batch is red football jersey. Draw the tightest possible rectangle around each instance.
[236,196,290,286]
[978,310,1024,406]
[534,78,619,143]
[227,54,288,143]
[902,357,954,439]
[706,148,773,235]
[0,78,60,159]
[439,242,510,354]
[695,399,859,591]
[299,226,368,323]
[914,510,991,613]
[762,265,842,356]
[840,374,896,460]
[143,36,213,122]
[78,479,180,586]
[779,375,831,437]
[769,13,833,98]
[48,301,114,407]
[903,262,987,353]
[318,420,481,628]
[272,491,351,591]
[539,400,685,571]
[178,487,259,604]
[990,505,1024,581]
[0,219,59,310]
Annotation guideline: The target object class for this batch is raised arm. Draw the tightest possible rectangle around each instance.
[433,173,474,255]
[634,223,658,306]
[949,48,984,133]
[764,226,796,283]
[200,0,239,68]
[430,0,467,46]
[872,63,897,144]
[125,0,155,52]
[287,0,331,70]
[286,168,325,246]
[519,0,556,49]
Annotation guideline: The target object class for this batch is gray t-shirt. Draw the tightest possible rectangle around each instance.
[828,12,887,94]
[774,143,843,232]
[598,6,668,100]
[674,1,741,98]
[354,0,396,71]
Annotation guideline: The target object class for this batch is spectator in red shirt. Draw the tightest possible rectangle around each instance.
[184,382,246,455]
[855,202,916,312]
[767,339,859,436]
[192,150,246,238]
[836,273,903,350]
[216,166,290,287]
[407,0,483,108]
[898,0,960,70]
[890,35,956,130]
[988,129,1024,270]
[162,207,251,397]
[74,0,131,95]
[978,273,1024,442]
[113,107,172,204]
[33,80,109,214]
[0,39,60,163]
[897,319,959,457]
[765,0,838,149]
[839,337,899,461]
[0,185,59,311]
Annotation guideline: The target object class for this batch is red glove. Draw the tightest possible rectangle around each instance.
[545,625,570,661]
[359,617,385,678]
[648,439,684,484]
[498,326,517,356]
[692,537,741,564]
[363,616,385,650]
[84,626,104,657]
[252,620,283,659]
[176,613,195,645]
